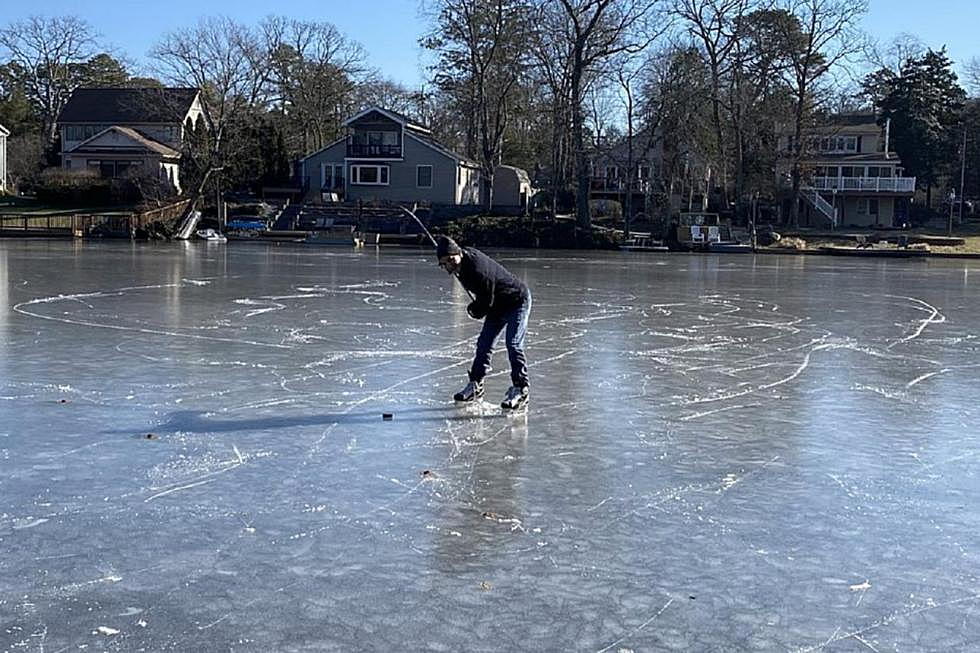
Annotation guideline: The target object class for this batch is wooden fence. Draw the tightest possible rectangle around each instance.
[0,199,192,239]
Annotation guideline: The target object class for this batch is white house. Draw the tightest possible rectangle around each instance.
[57,87,205,193]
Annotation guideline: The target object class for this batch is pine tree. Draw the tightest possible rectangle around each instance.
[878,48,966,208]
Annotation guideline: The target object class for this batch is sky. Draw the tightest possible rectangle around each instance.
[2,0,978,88]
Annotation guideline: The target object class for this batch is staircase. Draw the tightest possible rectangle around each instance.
[801,187,838,227]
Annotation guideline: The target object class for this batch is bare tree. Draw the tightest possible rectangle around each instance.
[423,0,532,209]
[673,0,748,210]
[550,0,666,232]
[612,58,651,235]
[0,16,98,142]
[776,0,868,226]
[641,43,714,220]
[263,17,368,156]
[527,5,576,217]
[151,17,272,216]
[965,57,980,98]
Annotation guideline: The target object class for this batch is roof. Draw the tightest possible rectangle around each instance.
[65,126,180,158]
[779,112,883,135]
[0,123,9,136]
[57,87,200,124]
[407,131,478,167]
[344,106,431,134]
[299,136,347,163]
[825,112,879,127]
[495,164,531,183]
[804,152,901,163]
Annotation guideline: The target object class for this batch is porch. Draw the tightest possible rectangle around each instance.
[810,176,916,193]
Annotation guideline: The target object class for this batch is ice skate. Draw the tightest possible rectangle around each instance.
[453,380,484,402]
[500,385,529,410]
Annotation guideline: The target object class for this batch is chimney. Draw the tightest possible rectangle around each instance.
[884,118,891,159]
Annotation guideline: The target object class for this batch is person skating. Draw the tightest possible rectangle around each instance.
[435,236,531,410]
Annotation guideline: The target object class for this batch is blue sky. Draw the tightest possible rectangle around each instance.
[2,0,978,88]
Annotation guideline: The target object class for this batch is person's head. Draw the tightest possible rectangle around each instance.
[436,236,462,274]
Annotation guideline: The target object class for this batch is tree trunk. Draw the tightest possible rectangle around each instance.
[789,92,807,228]
[571,48,591,233]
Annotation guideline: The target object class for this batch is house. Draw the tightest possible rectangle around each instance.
[57,87,205,194]
[589,134,660,212]
[299,106,483,206]
[778,113,916,227]
[0,123,8,193]
[492,165,533,214]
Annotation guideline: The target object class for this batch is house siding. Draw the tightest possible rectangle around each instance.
[302,132,462,205]
[301,140,348,196]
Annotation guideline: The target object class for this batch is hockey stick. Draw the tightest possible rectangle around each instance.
[398,204,475,301]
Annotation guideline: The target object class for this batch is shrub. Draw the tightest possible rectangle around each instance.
[589,199,622,219]
[35,168,111,205]
[441,215,619,249]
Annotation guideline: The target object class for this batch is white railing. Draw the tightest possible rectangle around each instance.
[810,176,916,193]
[802,188,837,226]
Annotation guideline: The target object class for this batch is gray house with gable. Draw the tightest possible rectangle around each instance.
[299,107,482,206]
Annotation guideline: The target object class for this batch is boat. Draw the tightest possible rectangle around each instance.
[195,228,227,242]
[225,218,268,239]
[669,212,750,252]
[819,245,929,258]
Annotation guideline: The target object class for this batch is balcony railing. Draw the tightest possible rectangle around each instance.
[810,176,916,193]
[346,142,401,158]
[590,177,652,193]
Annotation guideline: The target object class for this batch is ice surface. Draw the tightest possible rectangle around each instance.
[2,240,980,651]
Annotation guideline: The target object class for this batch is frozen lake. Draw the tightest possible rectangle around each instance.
[2,240,979,651]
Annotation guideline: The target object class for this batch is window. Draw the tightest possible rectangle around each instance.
[67,125,109,141]
[323,164,345,189]
[638,166,650,180]
[417,165,433,188]
[605,166,618,178]
[352,131,399,146]
[857,199,879,216]
[807,135,858,153]
[84,159,143,179]
[351,164,389,186]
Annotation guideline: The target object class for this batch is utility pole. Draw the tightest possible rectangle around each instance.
[947,188,955,236]
[959,127,967,226]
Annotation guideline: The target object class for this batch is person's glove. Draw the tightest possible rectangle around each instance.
[467,301,488,320]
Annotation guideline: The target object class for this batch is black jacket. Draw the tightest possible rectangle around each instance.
[456,247,529,319]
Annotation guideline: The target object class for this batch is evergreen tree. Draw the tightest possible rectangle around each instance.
[877,48,966,207]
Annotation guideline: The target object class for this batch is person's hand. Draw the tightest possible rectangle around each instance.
[467,301,487,320]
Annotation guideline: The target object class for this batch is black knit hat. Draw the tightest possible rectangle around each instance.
[435,236,461,259]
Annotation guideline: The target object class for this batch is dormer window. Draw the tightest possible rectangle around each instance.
[807,136,858,153]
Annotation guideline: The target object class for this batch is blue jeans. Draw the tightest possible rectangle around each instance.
[469,294,531,387]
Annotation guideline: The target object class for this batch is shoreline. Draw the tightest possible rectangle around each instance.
[6,234,980,260]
